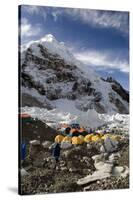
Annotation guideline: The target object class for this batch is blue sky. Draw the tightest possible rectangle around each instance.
[20,5,129,90]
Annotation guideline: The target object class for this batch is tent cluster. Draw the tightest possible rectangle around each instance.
[56,123,122,144]
[58,123,88,137]
[54,133,122,145]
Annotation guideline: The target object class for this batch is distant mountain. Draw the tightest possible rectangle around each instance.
[20,34,129,114]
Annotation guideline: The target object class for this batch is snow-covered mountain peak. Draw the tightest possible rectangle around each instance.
[40,34,56,43]
[21,34,98,81]
[22,34,79,66]
[21,34,129,115]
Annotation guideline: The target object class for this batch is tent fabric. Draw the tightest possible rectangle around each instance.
[63,136,72,143]
[72,136,84,145]
[55,135,64,143]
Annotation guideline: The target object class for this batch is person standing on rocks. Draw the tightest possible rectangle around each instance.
[50,142,61,170]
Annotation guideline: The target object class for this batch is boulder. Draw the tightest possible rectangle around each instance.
[101,137,118,153]
[94,161,113,173]
[29,140,43,159]
[86,143,92,150]
[30,140,40,145]
[109,153,120,164]
[42,141,53,149]
[61,141,73,149]
[112,166,129,178]
[77,170,111,185]
[21,168,29,176]
[92,154,105,163]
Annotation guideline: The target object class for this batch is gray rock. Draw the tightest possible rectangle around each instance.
[92,154,105,163]
[61,141,73,149]
[30,140,40,145]
[21,168,29,176]
[109,153,120,164]
[87,144,92,150]
[69,168,78,173]
[29,141,43,159]
[100,145,106,153]
[61,167,68,171]
[42,141,53,149]
[112,166,129,177]
[103,137,118,153]
[77,170,111,186]
[94,161,113,173]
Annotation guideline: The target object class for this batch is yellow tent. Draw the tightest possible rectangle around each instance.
[72,136,84,145]
[63,136,72,143]
[91,135,101,142]
[78,135,84,140]
[110,135,121,141]
[101,134,112,140]
[84,134,93,142]
[55,135,64,143]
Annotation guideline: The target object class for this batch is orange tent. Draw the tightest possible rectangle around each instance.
[70,128,78,133]
[78,128,85,133]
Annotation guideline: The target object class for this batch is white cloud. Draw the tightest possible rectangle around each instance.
[23,5,47,20]
[21,18,41,38]
[68,9,128,34]
[52,10,63,22]
[23,5,41,15]
[22,6,129,34]
[48,8,129,34]
[73,50,129,73]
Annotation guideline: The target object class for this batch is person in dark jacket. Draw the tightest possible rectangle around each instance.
[50,142,61,170]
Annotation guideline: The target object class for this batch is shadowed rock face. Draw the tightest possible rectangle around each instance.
[20,117,57,142]
[109,92,128,114]
[111,83,129,102]
[21,94,44,108]
[105,77,129,102]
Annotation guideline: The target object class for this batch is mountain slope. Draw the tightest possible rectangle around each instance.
[20,34,129,114]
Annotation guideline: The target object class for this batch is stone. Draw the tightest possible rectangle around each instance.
[109,153,120,164]
[30,140,40,145]
[29,142,43,159]
[87,144,92,150]
[100,145,106,153]
[94,161,113,173]
[61,141,73,149]
[77,170,111,185]
[61,167,68,171]
[69,168,77,173]
[92,154,105,163]
[42,141,53,149]
[112,166,129,178]
[103,137,118,153]
[21,168,29,176]
[60,160,66,167]
[77,155,114,186]
[82,156,92,166]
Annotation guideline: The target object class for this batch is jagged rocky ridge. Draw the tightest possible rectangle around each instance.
[20,34,129,114]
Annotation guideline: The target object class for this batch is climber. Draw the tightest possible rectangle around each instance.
[50,142,61,170]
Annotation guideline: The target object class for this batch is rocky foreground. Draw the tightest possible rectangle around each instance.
[20,134,129,195]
